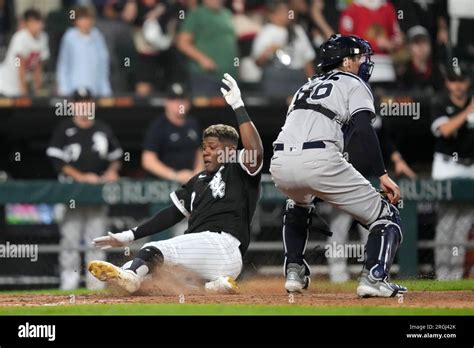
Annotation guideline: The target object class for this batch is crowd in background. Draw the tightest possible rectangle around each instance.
[0,0,473,98]
[0,0,473,284]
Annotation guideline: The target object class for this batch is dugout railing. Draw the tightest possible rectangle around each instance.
[0,176,473,286]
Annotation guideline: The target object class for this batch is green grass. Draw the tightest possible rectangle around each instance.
[0,279,472,316]
[400,278,474,291]
[306,278,474,292]
[1,279,472,296]
[1,303,473,316]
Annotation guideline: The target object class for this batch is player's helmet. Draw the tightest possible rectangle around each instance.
[317,34,374,81]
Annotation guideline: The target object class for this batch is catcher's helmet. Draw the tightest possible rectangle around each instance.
[317,34,374,81]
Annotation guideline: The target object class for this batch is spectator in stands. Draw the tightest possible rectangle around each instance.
[339,0,402,83]
[0,0,14,46]
[142,83,203,184]
[14,0,61,20]
[251,0,315,97]
[394,0,449,61]
[56,6,111,96]
[0,9,49,96]
[447,0,474,63]
[96,0,135,93]
[309,0,335,46]
[230,0,263,83]
[398,26,443,95]
[131,0,188,96]
[45,1,75,75]
[285,0,335,68]
[431,64,474,280]
[339,0,402,54]
[288,0,312,35]
[288,0,334,48]
[46,88,122,290]
[177,0,238,96]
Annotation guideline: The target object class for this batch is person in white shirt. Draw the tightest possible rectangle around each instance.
[0,9,49,96]
[251,0,315,97]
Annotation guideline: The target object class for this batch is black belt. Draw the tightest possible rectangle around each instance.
[292,103,337,120]
[274,141,326,151]
[440,153,474,166]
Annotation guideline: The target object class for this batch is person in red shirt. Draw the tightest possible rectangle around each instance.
[339,0,402,54]
[339,0,402,83]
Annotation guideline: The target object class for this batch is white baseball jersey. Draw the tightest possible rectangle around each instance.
[274,70,375,152]
[0,28,49,96]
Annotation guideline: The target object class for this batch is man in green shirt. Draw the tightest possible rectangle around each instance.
[177,0,238,96]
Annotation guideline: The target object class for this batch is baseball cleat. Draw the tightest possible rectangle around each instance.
[88,260,141,293]
[285,263,310,293]
[357,270,407,298]
[205,276,239,293]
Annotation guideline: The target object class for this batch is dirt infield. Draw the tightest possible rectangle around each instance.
[1,277,473,308]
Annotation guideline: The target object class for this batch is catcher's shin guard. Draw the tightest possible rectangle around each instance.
[363,200,403,281]
[283,199,311,277]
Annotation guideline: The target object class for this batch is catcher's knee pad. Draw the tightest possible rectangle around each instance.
[283,199,312,275]
[128,245,164,274]
[364,200,403,281]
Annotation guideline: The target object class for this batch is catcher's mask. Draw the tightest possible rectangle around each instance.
[318,34,374,81]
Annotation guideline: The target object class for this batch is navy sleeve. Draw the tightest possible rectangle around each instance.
[143,119,164,154]
[352,110,387,177]
[376,117,397,159]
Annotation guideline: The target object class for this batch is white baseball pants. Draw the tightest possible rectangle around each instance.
[141,231,243,281]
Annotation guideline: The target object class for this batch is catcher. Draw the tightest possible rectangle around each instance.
[88,74,263,292]
[270,34,407,297]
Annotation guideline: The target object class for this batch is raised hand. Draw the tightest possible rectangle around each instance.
[221,73,244,110]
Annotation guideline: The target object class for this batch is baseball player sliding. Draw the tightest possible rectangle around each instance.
[270,34,407,297]
[88,74,263,293]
